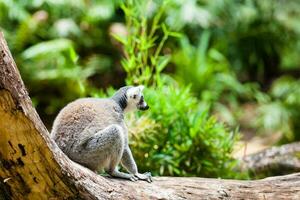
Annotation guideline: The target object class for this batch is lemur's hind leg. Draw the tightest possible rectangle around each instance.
[80,124,124,153]
[76,124,137,181]
[72,124,124,171]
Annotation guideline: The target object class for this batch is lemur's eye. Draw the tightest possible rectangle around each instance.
[133,94,137,99]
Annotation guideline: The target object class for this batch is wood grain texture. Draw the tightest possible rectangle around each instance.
[241,142,300,176]
[0,32,300,200]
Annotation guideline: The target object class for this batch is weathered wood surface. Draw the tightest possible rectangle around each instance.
[241,142,300,176]
[1,32,300,200]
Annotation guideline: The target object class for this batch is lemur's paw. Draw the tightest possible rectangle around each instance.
[129,174,138,182]
[135,172,152,183]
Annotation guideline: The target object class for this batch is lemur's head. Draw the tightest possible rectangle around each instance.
[112,85,149,112]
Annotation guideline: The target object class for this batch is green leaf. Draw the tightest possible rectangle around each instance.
[156,55,171,73]
[22,39,74,59]
[168,31,182,38]
[69,47,79,63]
[111,33,127,45]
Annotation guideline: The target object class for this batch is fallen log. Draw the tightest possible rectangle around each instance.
[241,142,300,177]
[0,32,300,200]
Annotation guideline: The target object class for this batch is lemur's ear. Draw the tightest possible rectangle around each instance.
[137,85,145,92]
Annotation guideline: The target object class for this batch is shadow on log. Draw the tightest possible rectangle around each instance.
[0,32,300,200]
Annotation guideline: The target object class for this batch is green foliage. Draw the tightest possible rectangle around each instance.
[167,0,300,82]
[172,32,228,94]
[257,77,300,142]
[113,0,180,86]
[128,85,241,178]
[172,33,242,102]
[156,0,300,145]
[0,0,123,122]
[112,0,242,178]
[20,38,98,115]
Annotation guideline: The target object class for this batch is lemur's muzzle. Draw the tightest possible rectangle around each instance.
[139,105,149,111]
[138,96,149,111]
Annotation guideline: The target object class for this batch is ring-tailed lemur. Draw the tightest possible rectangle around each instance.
[51,85,152,182]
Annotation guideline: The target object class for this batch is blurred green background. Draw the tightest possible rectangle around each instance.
[1,0,300,179]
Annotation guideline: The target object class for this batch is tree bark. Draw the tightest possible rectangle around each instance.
[241,142,300,176]
[0,32,300,200]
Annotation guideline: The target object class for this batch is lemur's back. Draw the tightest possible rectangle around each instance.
[51,98,124,156]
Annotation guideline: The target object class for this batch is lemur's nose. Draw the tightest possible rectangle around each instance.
[139,105,149,110]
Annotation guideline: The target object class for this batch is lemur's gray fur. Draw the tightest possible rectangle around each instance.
[51,85,152,182]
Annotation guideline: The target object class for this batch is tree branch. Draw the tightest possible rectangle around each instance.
[241,142,300,176]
